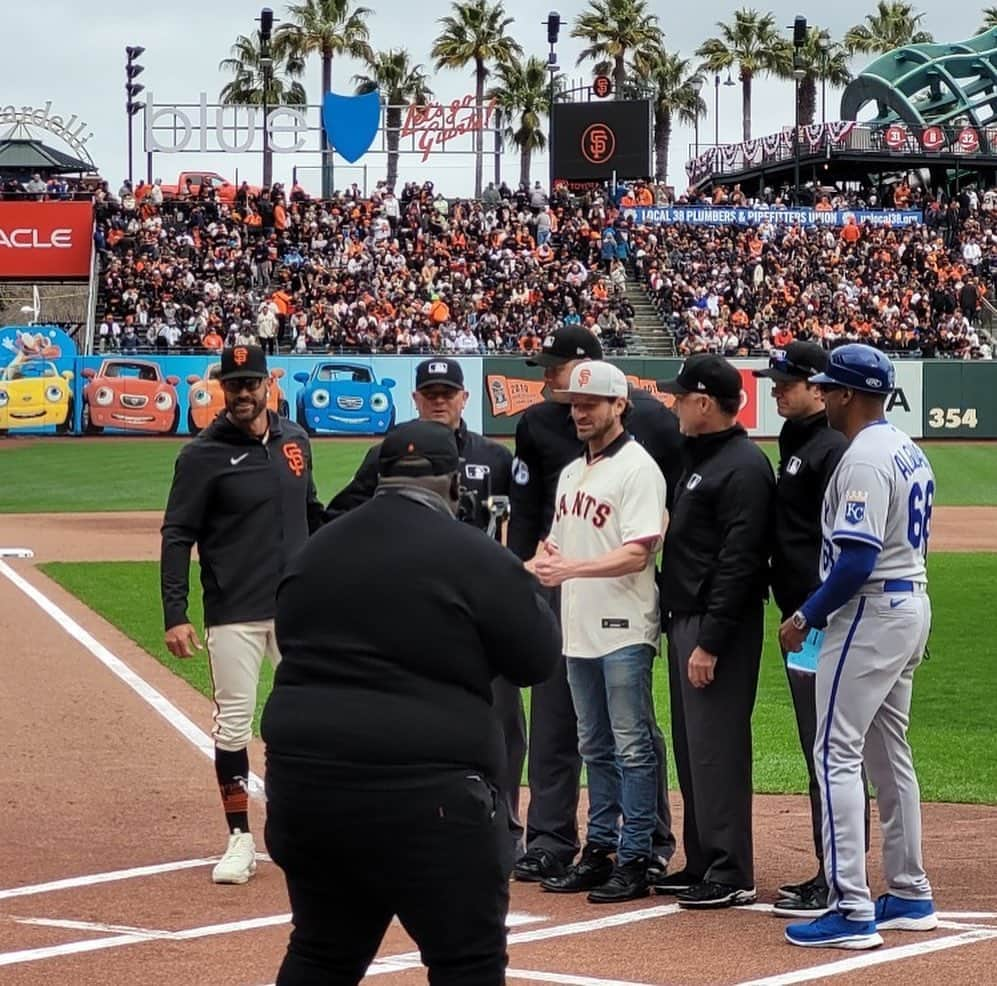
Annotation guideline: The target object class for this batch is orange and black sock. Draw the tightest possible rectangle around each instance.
[215,747,250,834]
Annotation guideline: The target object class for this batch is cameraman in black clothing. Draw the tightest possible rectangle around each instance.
[327,357,526,855]
[653,354,775,910]
[263,421,560,986]
[508,326,682,883]
[752,343,868,918]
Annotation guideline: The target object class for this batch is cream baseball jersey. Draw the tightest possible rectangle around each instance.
[819,421,934,587]
[547,437,667,658]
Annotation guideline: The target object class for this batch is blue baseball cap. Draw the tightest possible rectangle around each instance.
[809,343,895,394]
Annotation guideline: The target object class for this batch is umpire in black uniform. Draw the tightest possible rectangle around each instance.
[653,354,775,910]
[752,342,869,917]
[507,326,683,882]
[263,421,560,985]
[327,357,527,854]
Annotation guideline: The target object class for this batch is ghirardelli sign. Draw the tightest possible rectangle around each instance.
[0,202,94,280]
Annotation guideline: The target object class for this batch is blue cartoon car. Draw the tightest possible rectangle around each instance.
[293,362,396,435]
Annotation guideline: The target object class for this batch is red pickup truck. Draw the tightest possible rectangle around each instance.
[138,172,261,204]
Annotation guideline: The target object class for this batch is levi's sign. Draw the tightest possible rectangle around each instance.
[0,202,94,280]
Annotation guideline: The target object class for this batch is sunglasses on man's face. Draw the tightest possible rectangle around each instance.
[222,377,265,393]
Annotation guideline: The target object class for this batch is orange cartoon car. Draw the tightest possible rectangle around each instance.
[185,362,289,434]
[81,359,181,434]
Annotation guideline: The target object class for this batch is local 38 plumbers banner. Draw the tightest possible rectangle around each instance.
[625,207,924,228]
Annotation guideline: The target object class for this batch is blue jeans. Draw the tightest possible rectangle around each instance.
[566,644,658,863]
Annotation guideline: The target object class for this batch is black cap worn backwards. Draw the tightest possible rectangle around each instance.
[415,357,465,390]
[378,420,460,478]
[752,341,830,383]
[657,353,743,400]
[525,325,603,366]
[218,344,268,380]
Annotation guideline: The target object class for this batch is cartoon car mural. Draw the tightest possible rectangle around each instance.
[81,359,180,434]
[186,363,289,434]
[294,363,396,435]
[0,361,74,435]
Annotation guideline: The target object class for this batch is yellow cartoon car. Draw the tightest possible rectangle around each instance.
[0,361,74,435]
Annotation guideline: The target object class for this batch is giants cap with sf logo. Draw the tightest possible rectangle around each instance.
[219,345,268,380]
[525,325,603,366]
[554,360,629,400]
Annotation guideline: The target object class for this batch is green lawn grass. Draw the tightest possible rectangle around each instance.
[3,438,997,513]
[39,552,997,804]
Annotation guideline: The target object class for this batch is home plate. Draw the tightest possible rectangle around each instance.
[0,548,33,559]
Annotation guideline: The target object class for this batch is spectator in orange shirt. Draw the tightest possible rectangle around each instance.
[840,218,861,244]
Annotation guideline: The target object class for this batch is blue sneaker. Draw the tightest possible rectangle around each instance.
[875,893,938,931]
[785,910,883,949]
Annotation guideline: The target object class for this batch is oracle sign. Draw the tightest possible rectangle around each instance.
[0,202,93,280]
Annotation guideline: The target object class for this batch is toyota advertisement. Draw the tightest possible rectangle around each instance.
[0,201,94,280]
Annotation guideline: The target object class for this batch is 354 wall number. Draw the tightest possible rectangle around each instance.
[927,407,978,429]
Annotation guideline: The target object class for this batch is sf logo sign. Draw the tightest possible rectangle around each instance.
[582,123,615,164]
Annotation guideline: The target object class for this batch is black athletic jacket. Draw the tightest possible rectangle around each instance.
[326,419,512,532]
[770,411,847,616]
[659,425,775,656]
[160,411,325,630]
[263,488,560,784]
[507,388,683,560]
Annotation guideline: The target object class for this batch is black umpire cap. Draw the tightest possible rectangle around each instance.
[378,420,460,478]
[415,358,465,390]
[752,341,829,383]
[657,353,743,400]
[218,344,268,380]
[526,325,603,366]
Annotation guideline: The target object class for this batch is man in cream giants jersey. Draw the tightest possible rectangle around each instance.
[530,361,667,904]
[779,344,938,950]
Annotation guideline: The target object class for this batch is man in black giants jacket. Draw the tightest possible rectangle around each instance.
[161,345,325,886]
[507,326,683,883]
[263,421,560,986]
[753,342,868,918]
[326,357,527,856]
[653,354,775,910]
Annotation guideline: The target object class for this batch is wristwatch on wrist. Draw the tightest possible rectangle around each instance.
[791,610,809,631]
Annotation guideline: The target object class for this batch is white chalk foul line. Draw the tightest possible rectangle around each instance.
[0,903,666,970]
[732,928,997,986]
[0,559,264,797]
[0,855,273,902]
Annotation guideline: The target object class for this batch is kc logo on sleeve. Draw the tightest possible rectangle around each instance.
[844,489,869,524]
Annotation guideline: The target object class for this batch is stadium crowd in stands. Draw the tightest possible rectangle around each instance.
[89,178,635,357]
[21,172,988,361]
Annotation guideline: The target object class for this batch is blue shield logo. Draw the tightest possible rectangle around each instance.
[322,90,380,163]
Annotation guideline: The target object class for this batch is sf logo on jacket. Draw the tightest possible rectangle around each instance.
[556,489,612,528]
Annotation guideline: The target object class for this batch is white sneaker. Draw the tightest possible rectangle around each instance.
[211,829,257,884]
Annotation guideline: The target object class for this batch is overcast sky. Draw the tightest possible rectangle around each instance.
[5,1,992,196]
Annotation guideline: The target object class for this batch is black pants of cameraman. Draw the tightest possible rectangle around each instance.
[266,759,511,986]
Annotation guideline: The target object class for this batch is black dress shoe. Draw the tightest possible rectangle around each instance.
[513,848,568,883]
[676,880,757,909]
[587,858,650,904]
[540,845,615,893]
[651,867,703,894]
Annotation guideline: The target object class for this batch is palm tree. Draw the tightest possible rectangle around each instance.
[219,34,307,188]
[633,50,703,184]
[487,55,553,188]
[843,1,933,56]
[276,0,374,198]
[432,0,522,198]
[354,50,432,191]
[571,0,663,96]
[979,8,997,33]
[797,28,852,125]
[696,8,792,141]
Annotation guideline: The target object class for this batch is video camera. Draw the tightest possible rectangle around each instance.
[457,467,511,539]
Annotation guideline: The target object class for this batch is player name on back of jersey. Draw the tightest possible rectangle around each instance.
[893,440,931,479]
